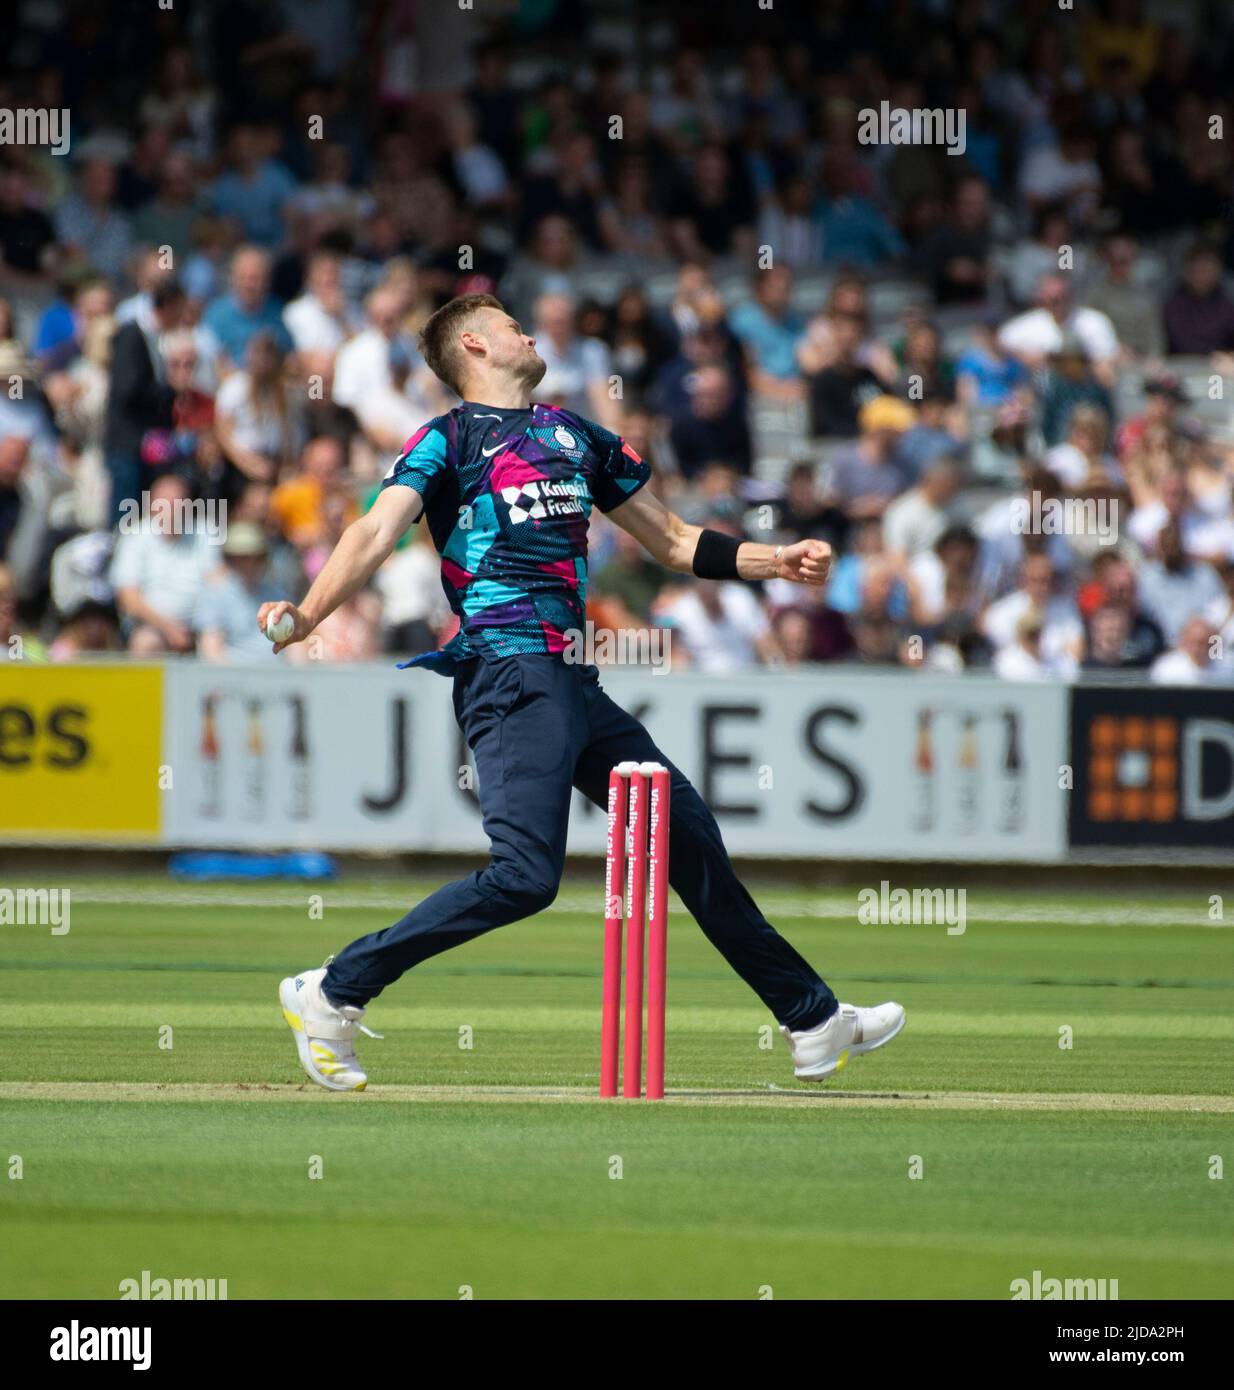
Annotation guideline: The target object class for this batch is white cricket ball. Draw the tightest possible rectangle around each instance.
[265,611,295,643]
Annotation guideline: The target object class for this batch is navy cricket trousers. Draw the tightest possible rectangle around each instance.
[324,655,836,1030]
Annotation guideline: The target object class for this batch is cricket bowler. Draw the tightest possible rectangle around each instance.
[261,294,905,1091]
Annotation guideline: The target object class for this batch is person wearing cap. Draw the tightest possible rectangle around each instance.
[823,395,914,520]
[992,605,1077,680]
[1038,330,1115,447]
[195,520,283,662]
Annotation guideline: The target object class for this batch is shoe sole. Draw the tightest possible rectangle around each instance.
[796,1010,907,1082]
[278,977,367,1092]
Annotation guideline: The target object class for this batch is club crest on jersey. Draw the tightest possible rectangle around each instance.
[553,425,577,451]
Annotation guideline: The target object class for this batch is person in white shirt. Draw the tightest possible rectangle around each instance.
[981,551,1084,668]
[109,473,222,652]
[1127,469,1234,564]
[284,251,362,354]
[1150,617,1229,685]
[660,576,776,672]
[993,607,1078,681]
[333,283,442,413]
[1137,521,1227,642]
[998,274,1119,386]
[883,457,961,558]
[1044,403,1123,489]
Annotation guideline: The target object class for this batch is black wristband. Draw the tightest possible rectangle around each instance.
[692,528,743,580]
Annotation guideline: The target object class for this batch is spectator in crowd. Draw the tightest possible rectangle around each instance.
[883,458,963,559]
[109,472,220,652]
[270,435,356,553]
[824,396,914,520]
[283,250,360,355]
[804,310,886,437]
[202,246,292,371]
[910,524,984,628]
[214,330,304,492]
[1150,616,1226,684]
[499,214,585,326]
[102,279,185,525]
[728,266,806,401]
[1038,335,1115,447]
[333,281,439,416]
[998,273,1120,385]
[1085,233,1165,357]
[0,165,58,291]
[994,605,1079,680]
[195,521,283,661]
[667,364,752,480]
[667,143,756,261]
[1136,520,1226,643]
[913,174,994,305]
[982,552,1085,671]
[530,293,620,430]
[1044,403,1121,489]
[1078,552,1165,667]
[1005,204,1084,309]
[955,316,1030,409]
[54,156,133,287]
[132,149,202,253]
[208,122,297,249]
[1162,241,1234,357]
[659,574,778,672]
[1205,558,1234,655]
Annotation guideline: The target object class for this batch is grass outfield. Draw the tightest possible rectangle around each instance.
[1,875,1232,1299]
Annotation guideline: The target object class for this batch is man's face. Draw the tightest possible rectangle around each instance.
[232,253,268,308]
[1022,556,1053,604]
[1185,253,1222,296]
[467,308,545,389]
[1039,278,1072,319]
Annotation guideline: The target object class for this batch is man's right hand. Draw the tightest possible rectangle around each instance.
[256,600,314,654]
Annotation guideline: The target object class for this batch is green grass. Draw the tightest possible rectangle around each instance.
[2,875,1232,1298]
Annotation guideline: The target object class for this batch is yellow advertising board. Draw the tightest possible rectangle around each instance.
[0,665,163,840]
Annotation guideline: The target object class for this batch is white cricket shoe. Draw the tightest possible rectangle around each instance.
[279,966,381,1092]
[781,1001,905,1081]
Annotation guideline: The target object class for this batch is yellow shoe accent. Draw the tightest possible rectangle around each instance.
[282,1008,304,1033]
[835,1051,850,1072]
[354,1081,366,1091]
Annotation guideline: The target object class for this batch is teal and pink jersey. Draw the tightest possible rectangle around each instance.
[381,401,651,674]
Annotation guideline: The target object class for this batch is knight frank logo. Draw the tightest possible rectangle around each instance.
[501,478,586,524]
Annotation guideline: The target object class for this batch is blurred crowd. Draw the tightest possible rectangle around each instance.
[3,0,1234,683]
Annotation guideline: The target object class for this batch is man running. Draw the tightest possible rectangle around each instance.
[263,294,904,1092]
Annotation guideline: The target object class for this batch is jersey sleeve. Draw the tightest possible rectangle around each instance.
[380,417,450,516]
[586,418,652,514]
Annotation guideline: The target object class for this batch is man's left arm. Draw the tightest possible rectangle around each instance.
[607,486,831,586]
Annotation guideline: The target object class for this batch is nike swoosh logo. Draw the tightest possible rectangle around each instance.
[481,444,504,457]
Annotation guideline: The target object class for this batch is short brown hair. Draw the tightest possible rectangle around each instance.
[419,293,505,395]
